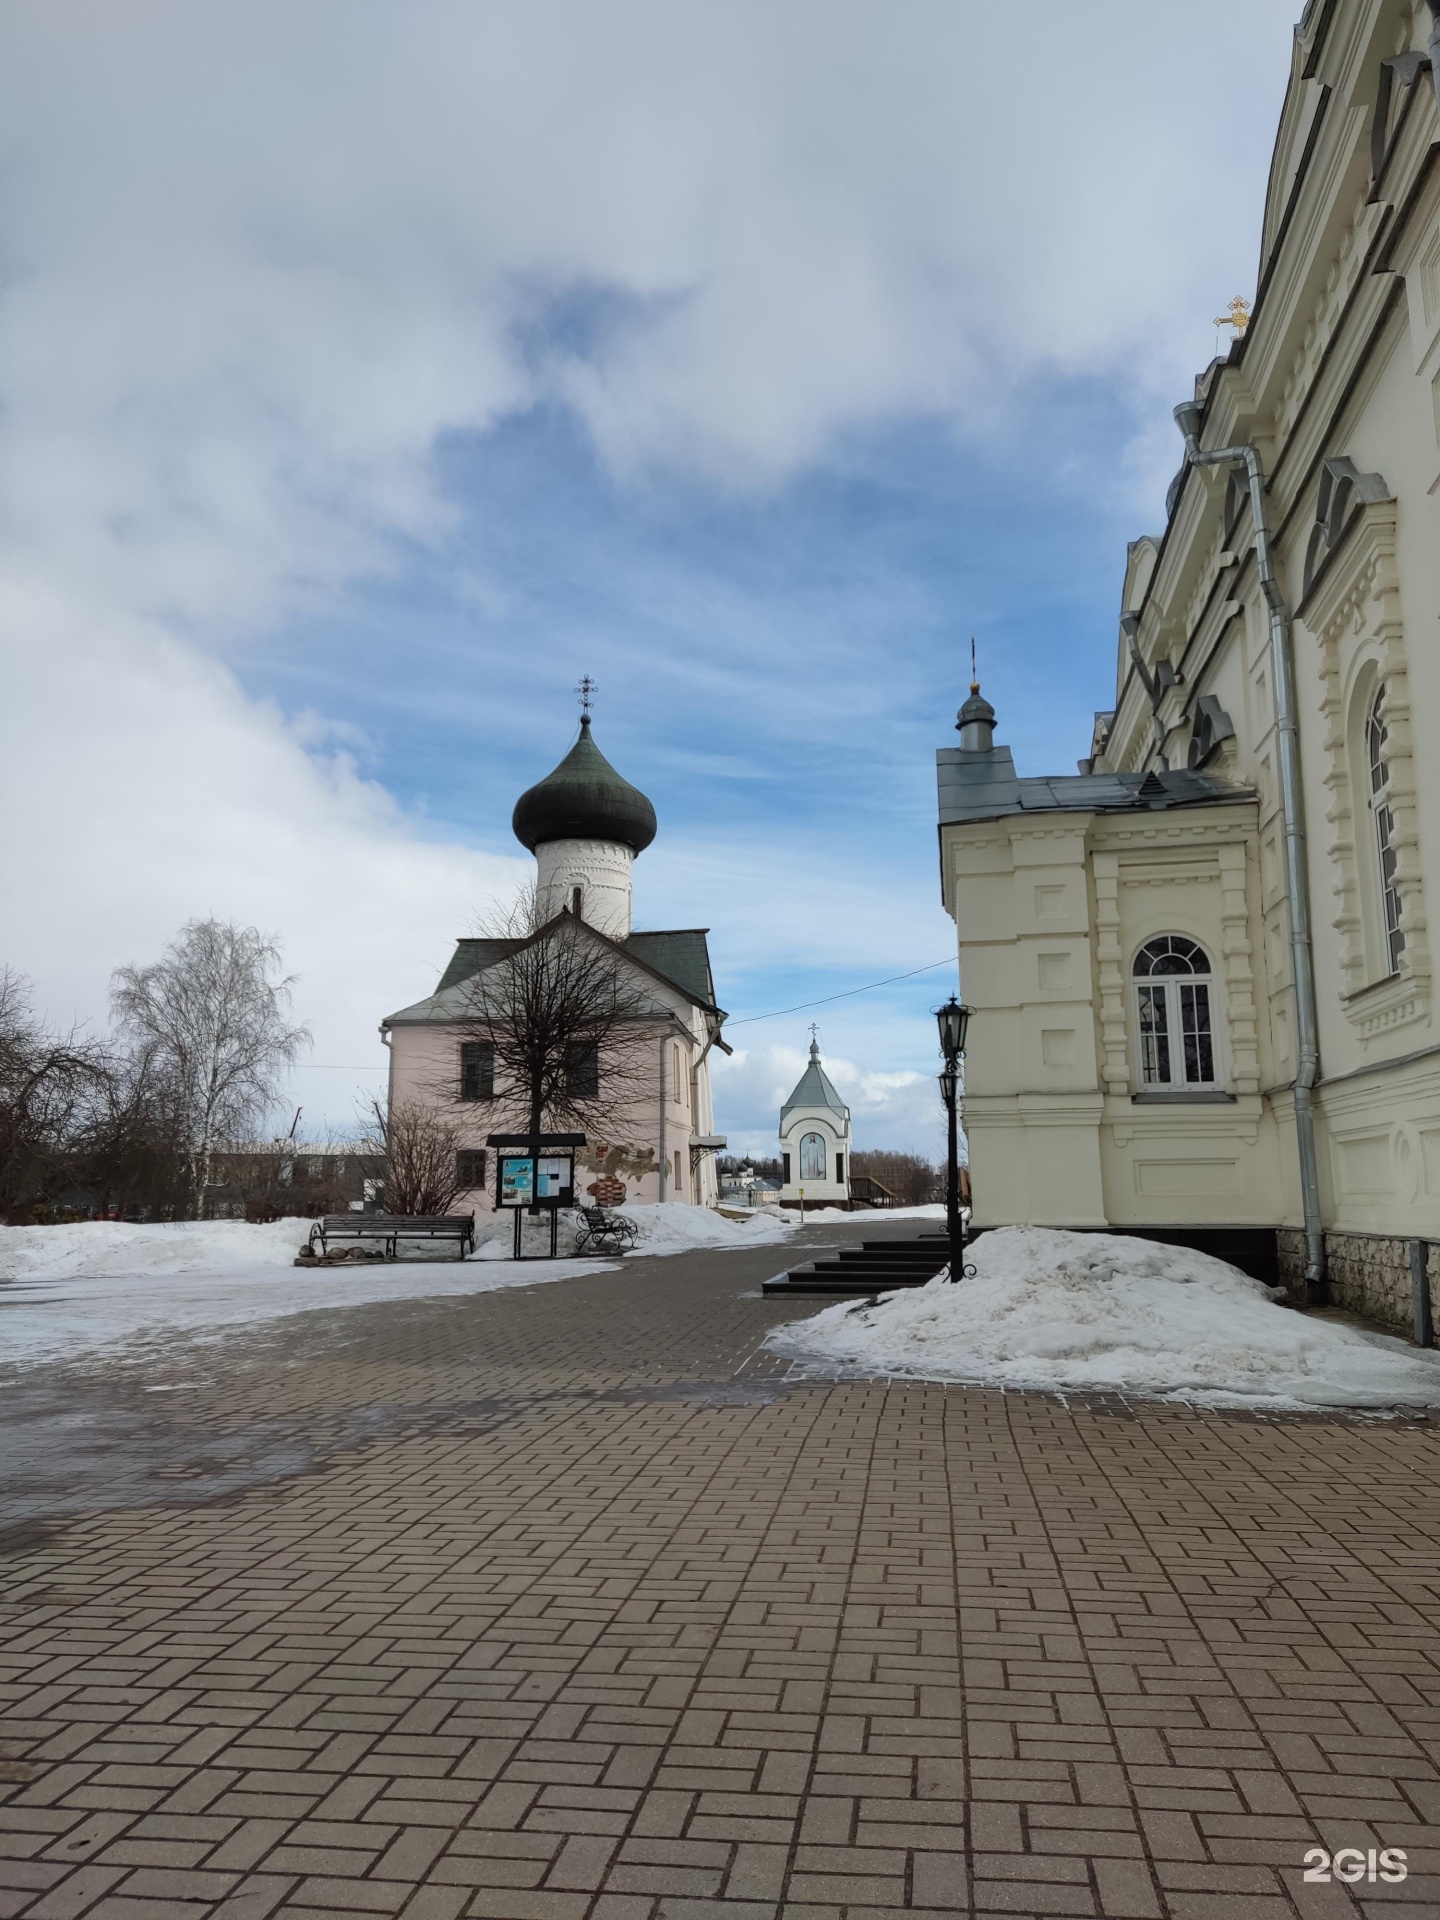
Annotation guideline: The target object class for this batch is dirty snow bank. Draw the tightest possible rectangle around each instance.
[0,1217,309,1281]
[767,1227,1440,1411]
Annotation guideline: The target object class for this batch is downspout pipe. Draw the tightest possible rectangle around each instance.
[657,1033,667,1201]
[1173,402,1326,1299]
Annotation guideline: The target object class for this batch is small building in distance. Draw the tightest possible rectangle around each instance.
[204,1147,386,1221]
[778,1036,851,1207]
[718,1164,782,1210]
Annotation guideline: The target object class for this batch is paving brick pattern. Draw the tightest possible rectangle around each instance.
[3,1237,1440,1917]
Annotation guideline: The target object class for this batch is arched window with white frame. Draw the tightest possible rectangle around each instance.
[1366,685,1404,975]
[1132,936,1218,1089]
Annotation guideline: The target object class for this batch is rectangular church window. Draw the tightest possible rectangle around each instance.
[456,1150,487,1189]
[459,1041,495,1101]
[565,1042,599,1097]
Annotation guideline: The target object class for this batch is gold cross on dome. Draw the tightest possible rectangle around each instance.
[1213,295,1251,336]
[576,675,597,716]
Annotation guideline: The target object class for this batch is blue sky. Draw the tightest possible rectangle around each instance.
[230,374,1175,1154]
[0,0,1300,1158]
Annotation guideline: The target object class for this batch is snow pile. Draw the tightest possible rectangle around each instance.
[801,1203,946,1224]
[627,1201,797,1255]
[0,1218,617,1366]
[0,1216,309,1282]
[768,1227,1440,1411]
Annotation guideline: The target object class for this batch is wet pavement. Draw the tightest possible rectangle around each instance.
[2,1226,1440,1918]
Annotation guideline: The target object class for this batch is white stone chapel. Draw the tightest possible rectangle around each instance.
[778,1035,852,1206]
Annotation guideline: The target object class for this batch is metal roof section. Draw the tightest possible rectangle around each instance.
[937,744,1253,827]
[392,926,719,1026]
[436,938,523,993]
[624,931,717,1008]
[780,1039,850,1121]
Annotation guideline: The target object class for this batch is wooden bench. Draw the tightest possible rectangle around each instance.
[307,1213,476,1261]
[573,1206,638,1255]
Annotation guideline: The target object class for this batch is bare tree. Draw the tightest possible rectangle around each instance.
[849,1149,944,1207]
[452,890,658,1142]
[362,1097,464,1216]
[0,970,112,1221]
[110,920,310,1213]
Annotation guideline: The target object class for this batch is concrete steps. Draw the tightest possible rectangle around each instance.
[764,1235,951,1295]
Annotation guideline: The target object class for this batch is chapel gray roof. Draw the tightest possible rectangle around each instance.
[780,1042,850,1121]
[937,745,1254,826]
[428,927,717,1010]
[512,715,658,854]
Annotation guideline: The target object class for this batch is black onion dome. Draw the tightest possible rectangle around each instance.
[512,716,658,854]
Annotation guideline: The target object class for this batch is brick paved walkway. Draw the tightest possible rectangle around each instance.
[3,1234,1440,1918]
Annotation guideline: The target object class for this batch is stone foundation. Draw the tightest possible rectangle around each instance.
[1278,1227,1439,1340]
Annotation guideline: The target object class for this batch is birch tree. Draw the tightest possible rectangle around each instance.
[110,920,310,1212]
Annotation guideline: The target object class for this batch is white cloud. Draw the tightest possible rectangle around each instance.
[0,572,529,1125]
[1,0,1299,1119]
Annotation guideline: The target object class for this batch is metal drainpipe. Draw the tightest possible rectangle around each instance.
[657,1034,667,1201]
[1173,404,1326,1298]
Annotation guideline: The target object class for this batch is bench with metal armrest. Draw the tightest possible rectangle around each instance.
[573,1206,639,1255]
[306,1213,476,1262]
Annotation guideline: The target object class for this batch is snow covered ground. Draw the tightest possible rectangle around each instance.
[768,1227,1440,1412]
[0,1203,809,1367]
[0,1217,615,1366]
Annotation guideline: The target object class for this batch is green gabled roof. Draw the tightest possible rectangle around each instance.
[436,938,522,993]
[431,927,718,1009]
[624,931,716,1008]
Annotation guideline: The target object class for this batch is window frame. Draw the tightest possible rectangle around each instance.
[456,1149,487,1190]
[1130,936,1222,1093]
[459,1040,495,1102]
[1366,684,1405,976]
[564,1041,600,1099]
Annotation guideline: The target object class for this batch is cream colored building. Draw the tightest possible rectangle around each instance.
[383,715,728,1213]
[940,0,1440,1326]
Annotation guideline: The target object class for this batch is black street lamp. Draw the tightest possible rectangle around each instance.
[935,996,973,1283]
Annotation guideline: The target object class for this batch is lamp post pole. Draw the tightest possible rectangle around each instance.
[935,996,972,1284]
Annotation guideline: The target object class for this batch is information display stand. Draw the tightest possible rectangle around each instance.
[489,1131,586,1259]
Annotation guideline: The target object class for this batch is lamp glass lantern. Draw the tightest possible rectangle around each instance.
[936,996,971,1063]
[938,1066,958,1104]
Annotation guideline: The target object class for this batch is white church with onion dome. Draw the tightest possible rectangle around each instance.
[381,702,729,1213]
[778,1033,852,1207]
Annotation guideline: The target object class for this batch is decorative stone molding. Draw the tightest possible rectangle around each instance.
[1109,1097,1262,1150]
[1307,497,1431,1028]
[1217,842,1261,1093]
[1275,193,1383,446]
[1301,458,1393,598]
[1092,851,1128,1095]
